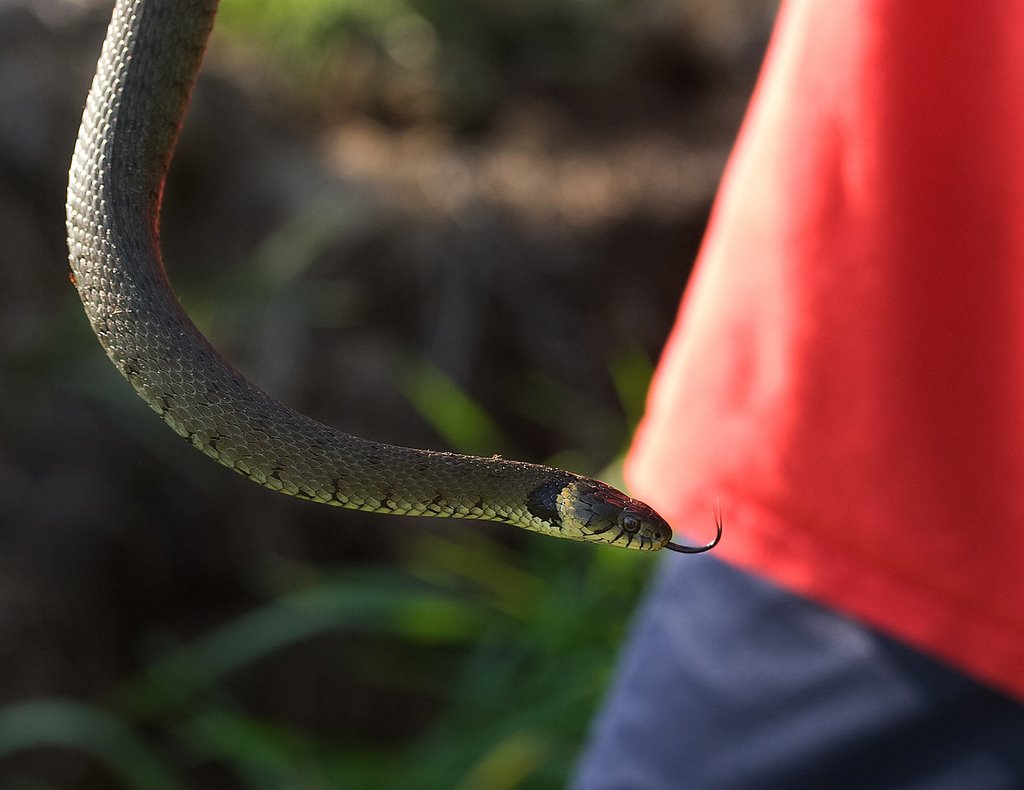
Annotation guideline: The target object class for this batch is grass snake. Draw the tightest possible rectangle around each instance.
[65,0,721,554]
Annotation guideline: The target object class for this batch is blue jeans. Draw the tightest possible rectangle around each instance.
[573,556,1024,790]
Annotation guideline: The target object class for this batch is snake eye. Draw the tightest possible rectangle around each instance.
[622,513,641,533]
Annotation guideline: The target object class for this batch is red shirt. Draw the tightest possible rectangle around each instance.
[627,0,1024,700]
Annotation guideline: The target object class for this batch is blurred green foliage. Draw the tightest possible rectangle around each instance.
[217,0,621,125]
[217,0,615,69]
[0,531,656,788]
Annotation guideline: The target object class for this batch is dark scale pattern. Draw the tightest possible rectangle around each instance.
[526,474,575,530]
[65,0,674,552]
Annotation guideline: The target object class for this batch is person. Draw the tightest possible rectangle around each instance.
[573,1,1024,787]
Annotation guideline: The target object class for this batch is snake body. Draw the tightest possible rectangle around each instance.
[66,0,719,554]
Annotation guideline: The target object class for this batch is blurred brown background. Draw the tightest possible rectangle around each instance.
[0,0,775,787]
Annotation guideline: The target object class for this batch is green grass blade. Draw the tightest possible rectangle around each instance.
[0,699,180,790]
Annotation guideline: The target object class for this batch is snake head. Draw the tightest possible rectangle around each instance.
[567,480,674,551]
[565,479,722,554]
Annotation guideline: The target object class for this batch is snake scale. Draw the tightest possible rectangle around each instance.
[65,0,720,554]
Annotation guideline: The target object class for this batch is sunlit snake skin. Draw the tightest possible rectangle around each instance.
[66,0,720,553]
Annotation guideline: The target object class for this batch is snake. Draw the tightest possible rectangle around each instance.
[65,0,721,555]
